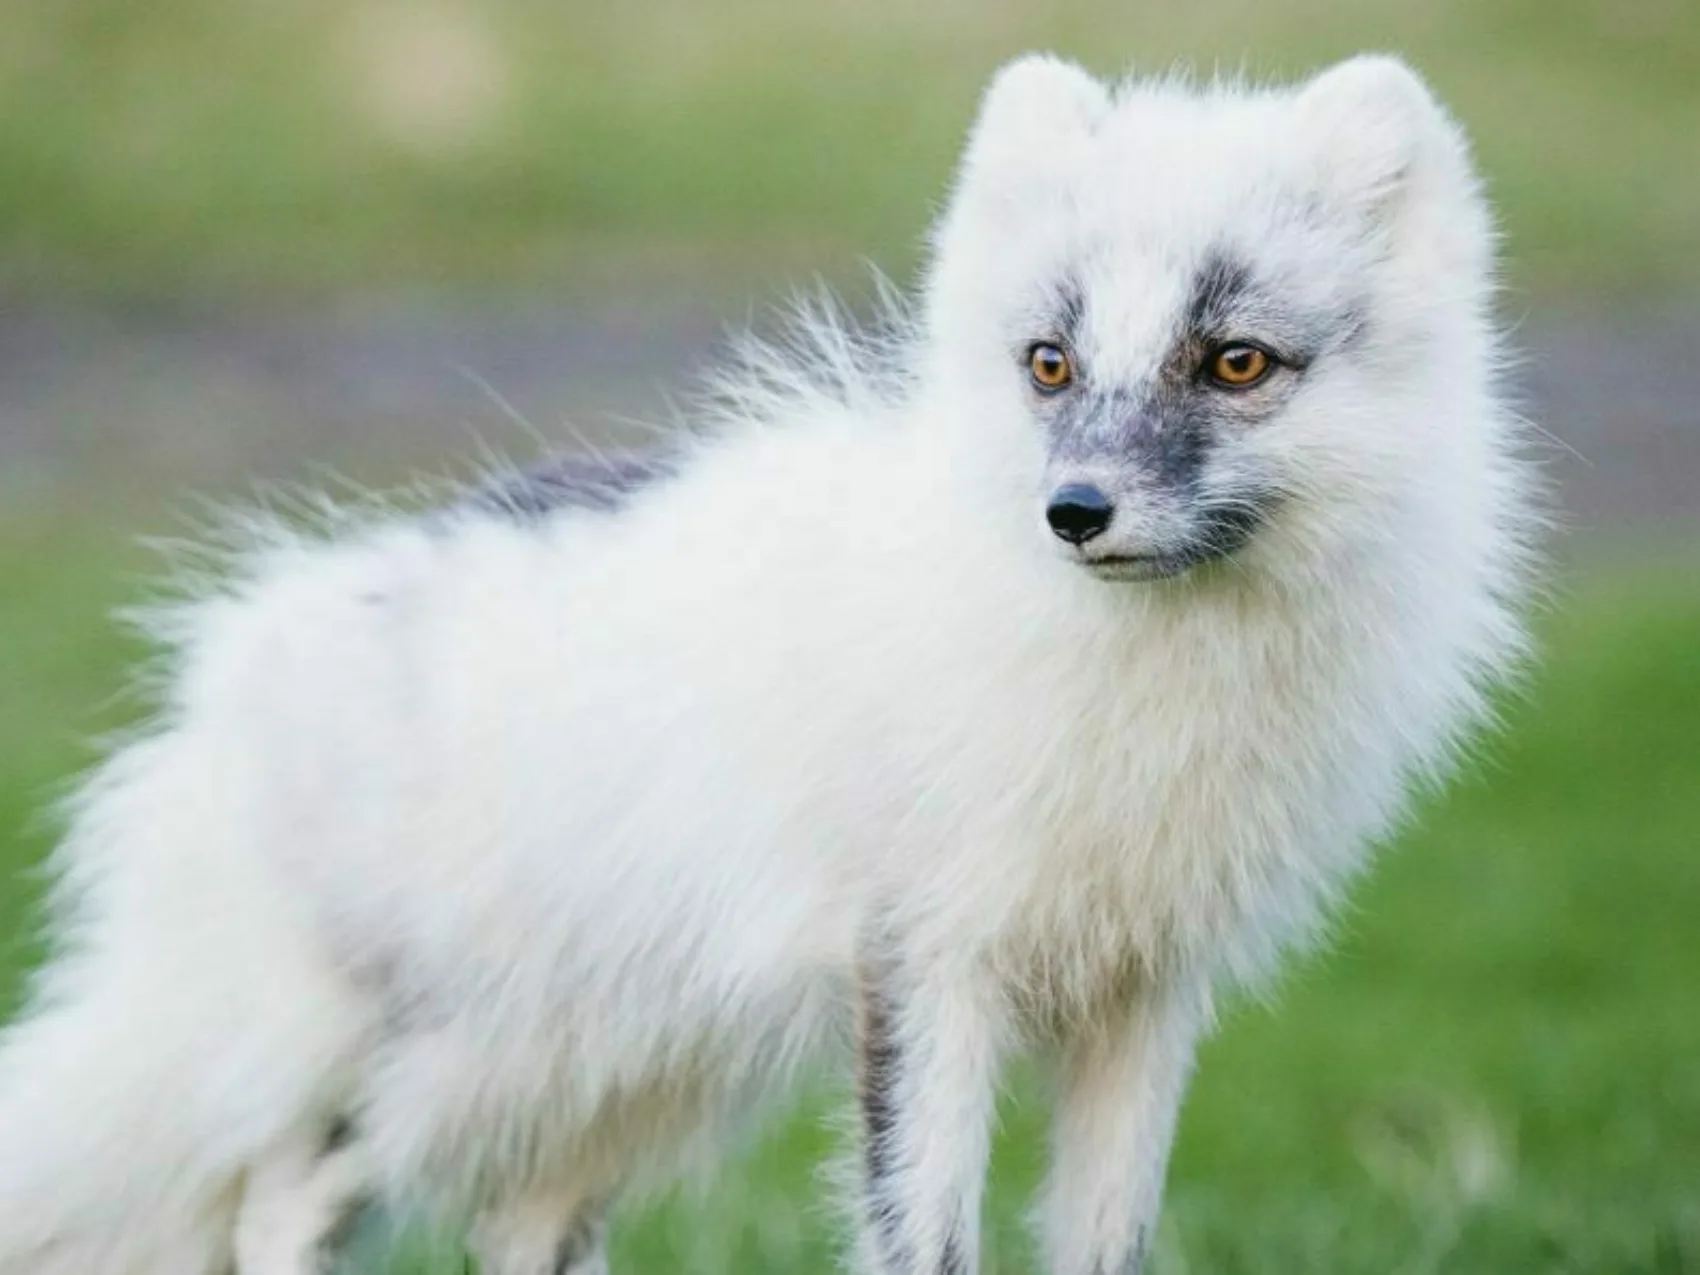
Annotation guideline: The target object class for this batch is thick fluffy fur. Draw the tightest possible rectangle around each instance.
[0,55,1535,1275]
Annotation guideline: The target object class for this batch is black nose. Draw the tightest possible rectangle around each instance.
[1046,484,1114,544]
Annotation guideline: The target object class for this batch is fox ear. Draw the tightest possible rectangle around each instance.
[1295,55,1460,218]
[967,54,1109,165]
[925,56,1105,338]
[953,54,1108,208]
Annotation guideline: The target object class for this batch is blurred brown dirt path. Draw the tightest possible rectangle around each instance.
[0,298,1693,551]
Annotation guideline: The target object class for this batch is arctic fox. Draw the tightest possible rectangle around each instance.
[0,54,1535,1275]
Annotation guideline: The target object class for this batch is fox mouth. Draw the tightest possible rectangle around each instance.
[1071,501,1274,582]
[1080,553,1198,582]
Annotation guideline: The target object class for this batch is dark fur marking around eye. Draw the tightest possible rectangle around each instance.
[1185,251,1257,340]
[1182,248,1351,367]
[1054,277,1087,349]
[473,449,678,520]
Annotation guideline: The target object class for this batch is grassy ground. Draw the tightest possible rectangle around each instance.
[2,0,1698,300]
[0,510,1696,1273]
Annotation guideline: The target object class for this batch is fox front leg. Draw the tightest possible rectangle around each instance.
[855,948,1008,1275]
[1039,979,1209,1275]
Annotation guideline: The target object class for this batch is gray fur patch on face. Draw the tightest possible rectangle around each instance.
[1026,245,1367,569]
[1049,384,1210,492]
[473,450,678,520]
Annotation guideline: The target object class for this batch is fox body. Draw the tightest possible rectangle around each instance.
[0,54,1534,1275]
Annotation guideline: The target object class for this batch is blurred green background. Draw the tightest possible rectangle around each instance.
[0,2,1696,1272]
[2,0,1698,297]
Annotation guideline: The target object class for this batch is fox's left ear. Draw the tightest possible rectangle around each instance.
[1295,56,1473,219]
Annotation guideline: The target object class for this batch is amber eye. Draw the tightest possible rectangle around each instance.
[1208,344,1273,388]
[1027,342,1074,392]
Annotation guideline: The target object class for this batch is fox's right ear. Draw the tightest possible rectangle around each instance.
[951,54,1108,211]
[925,55,1106,338]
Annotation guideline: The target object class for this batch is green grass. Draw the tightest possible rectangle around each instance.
[2,0,1698,300]
[2,508,1697,1272]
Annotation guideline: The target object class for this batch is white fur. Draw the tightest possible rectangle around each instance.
[0,55,1536,1275]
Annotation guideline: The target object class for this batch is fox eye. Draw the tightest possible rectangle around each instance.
[1206,343,1275,389]
[1027,342,1074,392]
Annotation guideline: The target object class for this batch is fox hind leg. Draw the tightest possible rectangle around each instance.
[468,1196,608,1275]
[233,1119,374,1275]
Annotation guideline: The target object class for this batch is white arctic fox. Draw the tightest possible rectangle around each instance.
[0,53,1535,1275]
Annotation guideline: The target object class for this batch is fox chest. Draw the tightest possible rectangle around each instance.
[885,640,1386,992]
